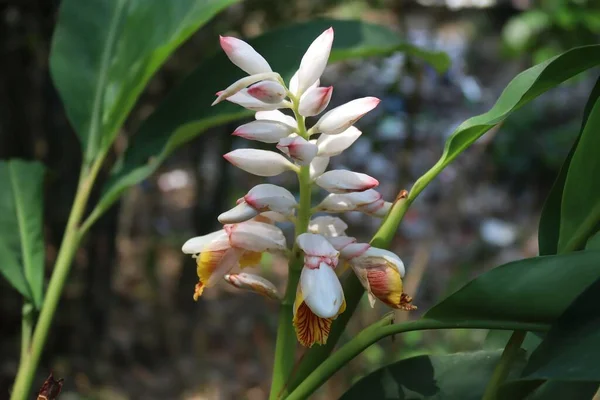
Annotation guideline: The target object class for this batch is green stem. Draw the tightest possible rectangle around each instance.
[482,330,527,400]
[17,303,34,373]
[269,107,312,400]
[287,321,545,400]
[10,156,104,400]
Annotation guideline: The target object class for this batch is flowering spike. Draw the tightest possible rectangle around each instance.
[276,136,318,165]
[212,72,280,106]
[224,272,280,300]
[255,110,297,128]
[247,81,287,104]
[224,149,296,176]
[220,36,272,75]
[299,86,333,117]
[297,28,334,95]
[316,126,362,157]
[233,120,294,143]
[223,89,283,111]
[315,170,379,193]
[313,97,381,134]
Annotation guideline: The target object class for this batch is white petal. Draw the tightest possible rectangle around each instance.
[297,28,334,95]
[296,233,338,258]
[314,97,381,134]
[308,216,348,237]
[298,86,333,117]
[224,149,296,176]
[300,264,344,318]
[255,110,297,128]
[227,220,287,252]
[339,243,371,259]
[212,72,280,106]
[182,230,228,254]
[344,189,383,205]
[247,81,287,104]
[309,156,330,180]
[326,236,357,251]
[259,211,289,223]
[362,247,406,277]
[224,272,279,299]
[233,120,294,143]
[316,126,362,157]
[225,89,283,111]
[276,136,318,166]
[315,170,379,193]
[315,194,355,213]
[206,248,243,286]
[246,184,297,215]
[218,202,259,224]
[220,36,272,75]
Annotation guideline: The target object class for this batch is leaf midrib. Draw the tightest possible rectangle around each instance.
[8,162,35,302]
[86,0,128,162]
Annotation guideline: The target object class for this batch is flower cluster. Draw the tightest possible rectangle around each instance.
[182,28,415,348]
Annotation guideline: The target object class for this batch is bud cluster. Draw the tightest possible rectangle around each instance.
[182,28,415,347]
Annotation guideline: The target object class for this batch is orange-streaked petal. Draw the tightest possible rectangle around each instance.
[367,264,416,310]
[193,282,205,301]
[293,301,332,347]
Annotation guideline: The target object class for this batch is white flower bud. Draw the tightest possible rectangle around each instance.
[296,28,334,95]
[224,89,283,111]
[255,110,297,128]
[276,136,318,166]
[309,156,330,180]
[315,170,379,193]
[212,72,280,106]
[233,120,294,143]
[247,81,287,104]
[220,36,272,75]
[298,86,333,117]
[224,273,280,300]
[316,126,362,156]
[313,97,380,134]
[224,149,296,176]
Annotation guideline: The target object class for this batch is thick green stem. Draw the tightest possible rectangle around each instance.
[269,108,312,399]
[10,157,104,400]
[16,303,34,380]
[287,321,545,400]
[482,330,527,400]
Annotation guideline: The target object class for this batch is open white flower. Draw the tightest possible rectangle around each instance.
[182,221,286,300]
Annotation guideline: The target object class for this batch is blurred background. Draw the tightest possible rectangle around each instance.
[0,0,599,399]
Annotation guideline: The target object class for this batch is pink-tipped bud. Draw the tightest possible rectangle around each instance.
[244,183,297,216]
[220,36,272,75]
[224,149,296,176]
[247,81,287,104]
[314,97,381,134]
[233,120,294,143]
[298,86,333,117]
[212,73,280,106]
[222,89,282,111]
[276,136,318,166]
[315,169,379,194]
[224,272,280,300]
[296,28,334,95]
[316,126,362,157]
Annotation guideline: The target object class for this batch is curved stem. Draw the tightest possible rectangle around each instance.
[482,330,527,400]
[269,105,312,400]
[10,155,105,400]
[286,319,547,400]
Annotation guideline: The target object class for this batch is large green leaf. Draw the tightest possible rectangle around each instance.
[557,97,600,252]
[0,160,46,308]
[538,75,600,256]
[340,350,525,400]
[521,277,600,382]
[49,0,239,163]
[424,251,600,324]
[94,19,451,218]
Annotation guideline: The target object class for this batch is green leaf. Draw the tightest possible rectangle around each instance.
[340,350,525,400]
[49,0,239,163]
[0,160,46,308]
[585,231,600,250]
[538,75,600,255]
[521,277,600,382]
[95,19,451,218]
[498,381,598,400]
[424,251,600,324]
[484,331,543,352]
[557,96,600,252]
